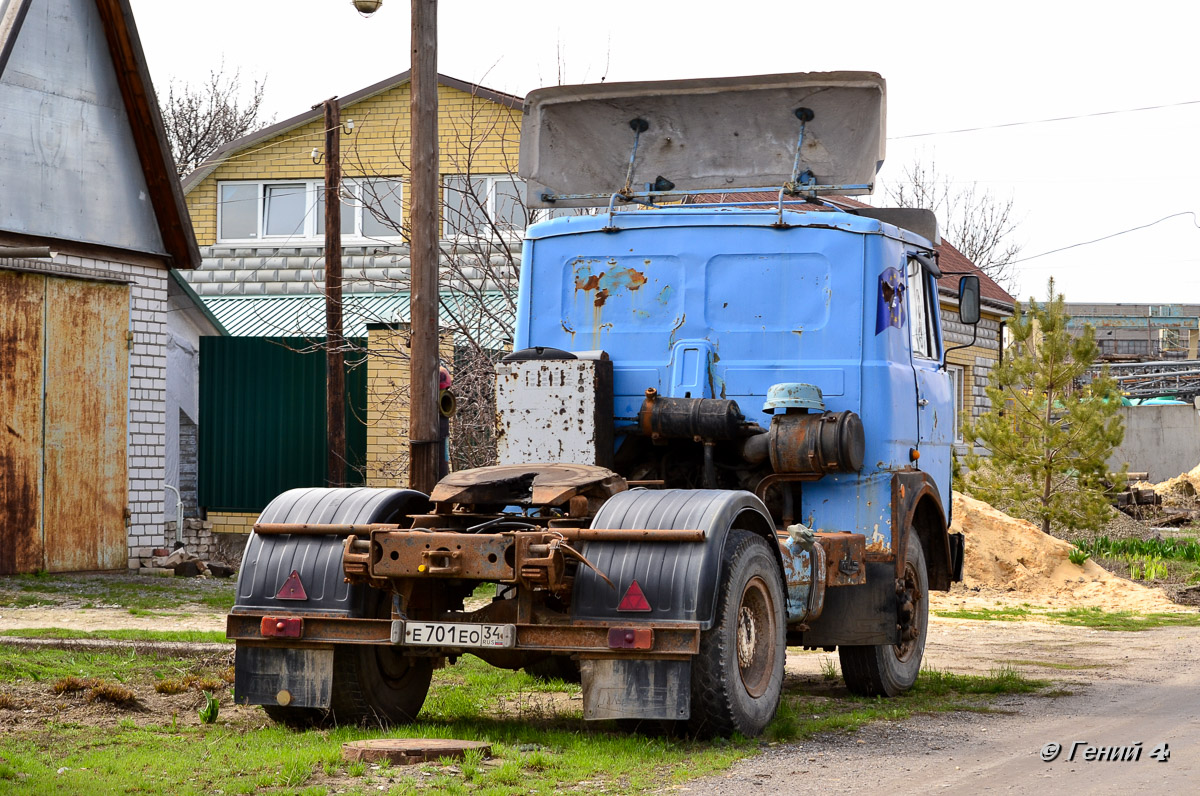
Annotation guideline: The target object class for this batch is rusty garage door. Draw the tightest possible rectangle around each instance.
[0,269,129,574]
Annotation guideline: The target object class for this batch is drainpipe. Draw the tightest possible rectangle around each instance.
[164,484,184,547]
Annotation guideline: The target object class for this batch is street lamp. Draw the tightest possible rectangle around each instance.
[352,0,382,15]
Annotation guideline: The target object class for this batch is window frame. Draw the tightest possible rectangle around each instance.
[441,174,572,239]
[905,256,942,361]
[946,363,966,443]
[216,178,406,244]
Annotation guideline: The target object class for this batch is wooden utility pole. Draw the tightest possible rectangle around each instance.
[321,96,346,487]
[408,0,440,493]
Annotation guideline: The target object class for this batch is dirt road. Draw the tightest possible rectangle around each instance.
[684,619,1200,795]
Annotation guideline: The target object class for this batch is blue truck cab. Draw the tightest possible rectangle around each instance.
[230,71,974,739]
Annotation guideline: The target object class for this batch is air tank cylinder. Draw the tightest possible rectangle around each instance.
[742,410,865,475]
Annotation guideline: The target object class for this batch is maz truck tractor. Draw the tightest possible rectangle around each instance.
[229,71,974,738]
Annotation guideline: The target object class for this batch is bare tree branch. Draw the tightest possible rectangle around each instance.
[886,159,1022,291]
[159,64,274,178]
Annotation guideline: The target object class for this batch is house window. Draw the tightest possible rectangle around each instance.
[263,184,306,237]
[360,178,405,238]
[442,175,572,238]
[947,364,965,443]
[906,257,940,360]
[444,175,523,237]
[217,179,405,242]
[218,183,258,239]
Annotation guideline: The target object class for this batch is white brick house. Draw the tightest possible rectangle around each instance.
[0,0,202,572]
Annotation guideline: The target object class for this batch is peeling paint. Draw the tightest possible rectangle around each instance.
[667,313,686,349]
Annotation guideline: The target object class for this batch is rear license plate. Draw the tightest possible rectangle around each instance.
[391,620,516,649]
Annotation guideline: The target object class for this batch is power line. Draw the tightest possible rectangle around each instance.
[1014,211,1200,266]
[891,98,1200,140]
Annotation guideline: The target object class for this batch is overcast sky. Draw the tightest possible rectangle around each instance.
[129,0,1200,304]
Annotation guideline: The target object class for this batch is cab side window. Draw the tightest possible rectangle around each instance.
[906,257,939,360]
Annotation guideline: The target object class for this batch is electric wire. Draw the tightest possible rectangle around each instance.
[890,98,1200,140]
[1012,212,1200,266]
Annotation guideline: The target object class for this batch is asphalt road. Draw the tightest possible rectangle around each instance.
[681,621,1200,795]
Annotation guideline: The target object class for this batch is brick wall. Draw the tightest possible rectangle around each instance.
[366,324,411,487]
[365,324,456,488]
[208,510,260,535]
[940,300,1006,422]
[178,410,198,516]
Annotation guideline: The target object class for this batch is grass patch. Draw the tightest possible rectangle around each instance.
[86,682,138,707]
[917,665,1047,695]
[0,628,229,644]
[934,606,1033,622]
[0,644,224,686]
[936,604,1200,631]
[154,674,224,695]
[51,676,139,707]
[1043,607,1200,631]
[1072,536,1200,561]
[0,691,17,710]
[0,573,235,613]
[52,676,98,694]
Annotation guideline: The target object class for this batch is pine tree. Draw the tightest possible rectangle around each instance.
[964,278,1125,534]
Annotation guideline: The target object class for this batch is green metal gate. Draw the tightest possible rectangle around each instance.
[199,337,367,512]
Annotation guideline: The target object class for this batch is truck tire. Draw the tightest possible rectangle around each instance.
[327,584,433,726]
[328,644,433,726]
[839,529,928,696]
[689,530,785,738]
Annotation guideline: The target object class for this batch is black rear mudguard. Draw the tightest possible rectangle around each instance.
[233,487,428,617]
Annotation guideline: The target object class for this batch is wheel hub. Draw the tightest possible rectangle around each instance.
[894,562,925,662]
[736,576,777,698]
[737,606,758,668]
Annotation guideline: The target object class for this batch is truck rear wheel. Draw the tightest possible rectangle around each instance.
[689,530,785,738]
[839,529,928,696]
[328,587,433,726]
[328,644,433,726]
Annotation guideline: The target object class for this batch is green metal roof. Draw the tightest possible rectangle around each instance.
[202,292,512,348]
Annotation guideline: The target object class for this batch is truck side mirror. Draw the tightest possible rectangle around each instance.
[958,275,981,326]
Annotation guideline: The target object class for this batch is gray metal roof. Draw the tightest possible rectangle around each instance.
[202,292,512,348]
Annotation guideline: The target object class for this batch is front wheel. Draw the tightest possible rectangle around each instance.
[839,529,928,696]
[689,530,786,738]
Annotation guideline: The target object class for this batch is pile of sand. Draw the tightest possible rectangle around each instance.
[1151,462,1200,507]
[945,493,1180,612]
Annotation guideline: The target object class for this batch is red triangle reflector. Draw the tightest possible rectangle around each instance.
[617,579,651,612]
[275,570,308,600]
